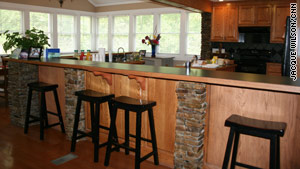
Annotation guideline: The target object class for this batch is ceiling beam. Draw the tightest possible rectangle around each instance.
[150,0,212,12]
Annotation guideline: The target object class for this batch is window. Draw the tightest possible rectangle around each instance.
[30,12,51,46]
[80,16,92,51]
[112,15,129,52]
[135,15,153,52]
[187,13,201,55]
[0,9,22,54]
[57,14,75,53]
[160,13,180,54]
[97,17,108,51]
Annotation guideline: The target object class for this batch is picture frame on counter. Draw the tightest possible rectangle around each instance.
[19,49,29,59]
[28,47,42,60]
[139,50,146,57]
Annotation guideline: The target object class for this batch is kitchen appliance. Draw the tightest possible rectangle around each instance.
[234,49,272,74]
[238,27,270,43]
[282,16,291,77]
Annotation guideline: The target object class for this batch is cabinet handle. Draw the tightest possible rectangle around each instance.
[93,71,112,85]
[128,75,146,90]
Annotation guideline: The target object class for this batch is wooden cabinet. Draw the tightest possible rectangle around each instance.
[270,4,290,43]
[266,62,282,76]
[239,5,271,26]
[211,4,239,42]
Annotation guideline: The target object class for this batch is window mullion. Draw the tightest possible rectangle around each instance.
[180,11,186,58]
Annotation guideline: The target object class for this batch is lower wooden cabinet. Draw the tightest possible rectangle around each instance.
[266,62,282,76]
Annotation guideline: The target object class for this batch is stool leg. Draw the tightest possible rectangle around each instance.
[104,105,117,166]
[40,92,46,140]
[71,97,82,152]
[276,136,280,169]
[125,110,130,155]
[90,102,95,143]
[148,108,159,165]
[43,93,49,128]
[53,89,65,133]
[24,88,33,134]
[230,132,240,169]
[94,103,100,163]
[222,128,235,169]
[108,101,119,151]
[270,135,277,169]
[135,112,142,169]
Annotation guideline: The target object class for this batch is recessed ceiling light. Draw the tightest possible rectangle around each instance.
[219,0,224,1]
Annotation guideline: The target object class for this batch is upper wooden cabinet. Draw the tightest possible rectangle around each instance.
[238,5,272,26]
[211,4,239,42]
[270,4,290,43]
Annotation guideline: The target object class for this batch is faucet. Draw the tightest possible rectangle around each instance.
[117,47,126,62]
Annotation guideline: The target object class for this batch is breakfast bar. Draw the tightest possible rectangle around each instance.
[5,57,300,169]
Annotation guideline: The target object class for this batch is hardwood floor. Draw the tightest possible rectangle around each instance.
[0,98,171,169]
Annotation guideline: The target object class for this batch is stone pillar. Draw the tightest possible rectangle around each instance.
[7,62,39,127]
[64,68,85,140]
[175,82,207,169]
[201,12,212,60]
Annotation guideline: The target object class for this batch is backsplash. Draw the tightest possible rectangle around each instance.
[211,42,284,63]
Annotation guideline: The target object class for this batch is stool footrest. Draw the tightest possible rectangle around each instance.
[47,111,59,116]
[28,119,40,123]
[76,130,93,139]
[99,125,110,131]
[129,134,152,143]
[113,143,135,152]
[140,152,155,163]
[236,162,262,169]
[45,122,61,129]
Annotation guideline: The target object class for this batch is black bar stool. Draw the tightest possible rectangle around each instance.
[222,114,286,169]
[71,89,118,163]
[24,82,65,140]
[104,96,159,169]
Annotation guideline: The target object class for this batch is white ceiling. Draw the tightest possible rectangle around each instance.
[88,0,150,7]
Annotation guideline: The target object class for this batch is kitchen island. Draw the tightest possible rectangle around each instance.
[5,57,300,169]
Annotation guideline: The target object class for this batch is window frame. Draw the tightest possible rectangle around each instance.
[96,16,109,51]
[80,15,92,51]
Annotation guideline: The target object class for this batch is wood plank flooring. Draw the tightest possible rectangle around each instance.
[0,98,171,169]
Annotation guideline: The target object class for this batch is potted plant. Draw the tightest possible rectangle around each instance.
[141,29,161,58]
[0,27,50,58]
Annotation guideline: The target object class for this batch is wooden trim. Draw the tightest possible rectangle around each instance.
[128,75,146,90]
[93,71,113,85]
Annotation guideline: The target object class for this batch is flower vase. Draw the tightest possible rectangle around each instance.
[151,45,156,58]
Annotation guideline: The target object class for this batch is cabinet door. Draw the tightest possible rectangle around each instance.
[211,6,225,41]
[224,5,239,42]
[270,5,290,43]
[238,5,255,25]
[256,5,272,26]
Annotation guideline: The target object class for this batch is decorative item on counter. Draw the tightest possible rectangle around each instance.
[109,51,112,62]
[0,27,50,59]
[217,58,225,65]
[98,48,105,62]
[74,50,79,59]
[141,26,161,58]
[80,50,85,60]
[46,48,60,59]
[86,50,91,60]
[212,56,218,64]
[28,47,42,60]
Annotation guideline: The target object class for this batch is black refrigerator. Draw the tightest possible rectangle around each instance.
[282,16,291,77]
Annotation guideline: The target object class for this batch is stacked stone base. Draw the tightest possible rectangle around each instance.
[8,62,39,127]
[175,82,207,169]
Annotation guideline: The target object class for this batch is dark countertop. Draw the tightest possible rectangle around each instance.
[4,57,300,94]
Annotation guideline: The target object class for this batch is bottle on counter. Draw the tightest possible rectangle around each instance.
[74,50,79,59]
[80,50,85,60]
[86,50,91,60]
